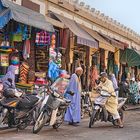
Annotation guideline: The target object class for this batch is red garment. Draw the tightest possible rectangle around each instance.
[90,66,99,88]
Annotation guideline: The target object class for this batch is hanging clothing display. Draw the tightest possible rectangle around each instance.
[23,39,31,60]
[35,31,50,46]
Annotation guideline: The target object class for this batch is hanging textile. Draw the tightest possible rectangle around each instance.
[23,39,31,60]
[35,31,50,46]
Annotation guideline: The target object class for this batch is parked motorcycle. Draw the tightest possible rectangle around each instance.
[89,89,127,128]
[33,87,71,134]
[81,91,92,119]
[0,78,40,130]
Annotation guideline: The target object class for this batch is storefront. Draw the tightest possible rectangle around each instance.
[120,48,140,81]
[51,13,98,89]
[0,0,54,89]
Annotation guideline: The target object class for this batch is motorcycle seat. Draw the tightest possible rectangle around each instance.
[0,97,20,108]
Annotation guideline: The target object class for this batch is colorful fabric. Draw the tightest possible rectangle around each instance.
[22,25,31,40]
[35,31,50,45]
[48,61,60,82]
[64,73,81,123]
[129,81,139,104]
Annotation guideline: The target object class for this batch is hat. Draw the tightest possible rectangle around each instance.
[100,72,107,77]
[75,67,83,72]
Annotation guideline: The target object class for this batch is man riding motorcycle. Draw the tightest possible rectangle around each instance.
[96,72,124,128]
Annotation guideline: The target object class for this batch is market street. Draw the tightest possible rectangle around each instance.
[0,109,140,140]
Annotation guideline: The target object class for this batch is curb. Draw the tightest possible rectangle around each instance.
[125,105,140,111]
[0,127,16,134]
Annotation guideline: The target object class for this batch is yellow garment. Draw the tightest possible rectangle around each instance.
[98,79,118,115]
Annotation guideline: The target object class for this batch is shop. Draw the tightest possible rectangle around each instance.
[120,48,140,81]
[51,13,99,90]
[0,0,54,90]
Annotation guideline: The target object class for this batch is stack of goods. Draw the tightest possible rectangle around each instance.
[11,56,20,75]
[19,62,29,84]
[35,72,46,85]
[28,70,35,84]
[0,41,13,78]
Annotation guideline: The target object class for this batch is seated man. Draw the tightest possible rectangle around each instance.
[96,72,124,128]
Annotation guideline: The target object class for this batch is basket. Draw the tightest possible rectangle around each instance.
[46,94,61,110]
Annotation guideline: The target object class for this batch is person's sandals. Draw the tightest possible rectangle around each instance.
[118,124,124,128]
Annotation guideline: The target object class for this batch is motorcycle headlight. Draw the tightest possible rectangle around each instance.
[53,91,60,98]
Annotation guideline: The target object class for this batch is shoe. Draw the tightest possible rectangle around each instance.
[72,122,79,127]
[69,122,73,125]
[118,124,124,128]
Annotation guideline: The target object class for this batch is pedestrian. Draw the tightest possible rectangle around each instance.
[136,77,140,103]
[80,60,85,90]
[2,65,16,90]
[64,67,83,126]
[109,73,119,97]
[90,64,98,91]
[129,78,139,105]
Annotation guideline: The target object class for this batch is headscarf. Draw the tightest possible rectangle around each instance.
[2,65,16,89]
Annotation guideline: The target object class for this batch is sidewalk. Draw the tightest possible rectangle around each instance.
[125,104,140,111]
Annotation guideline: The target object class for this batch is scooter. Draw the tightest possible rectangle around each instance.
[33,87,71,134]
[89,90,127,128]
[0,78,40,130]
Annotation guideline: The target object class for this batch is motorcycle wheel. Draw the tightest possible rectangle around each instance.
[89,110,97,128]
[33,111,49,134]
[112,109,124,126]
[18,112,33,130]
[53,109,65,129]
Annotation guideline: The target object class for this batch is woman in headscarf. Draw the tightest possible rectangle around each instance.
[64,67,83,126]
[2,65,16,90]
[109,73,119,97]
[129,78,139,105]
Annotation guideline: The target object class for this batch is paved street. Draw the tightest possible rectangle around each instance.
[0,109,140,140]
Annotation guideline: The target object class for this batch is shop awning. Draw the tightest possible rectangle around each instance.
[0,8,10,29]
[0,0,54,32]
[120,48,140,67]
[53,13,98,48]
[99,33,124,50]
[80,26,115,52]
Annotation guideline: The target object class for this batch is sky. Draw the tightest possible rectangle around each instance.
[82,0,140,34]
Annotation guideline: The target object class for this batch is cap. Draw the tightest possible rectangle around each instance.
[100,72,107,77]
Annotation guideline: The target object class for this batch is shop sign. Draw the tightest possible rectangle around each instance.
[0,53,9,66]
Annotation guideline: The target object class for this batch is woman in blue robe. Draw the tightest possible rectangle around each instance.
[64,67,83,126]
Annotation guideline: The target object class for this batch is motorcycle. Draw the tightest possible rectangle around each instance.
[89,89,127,128]
[81,91,92,119]
[33,80,71,134]
[0,78,40,130]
